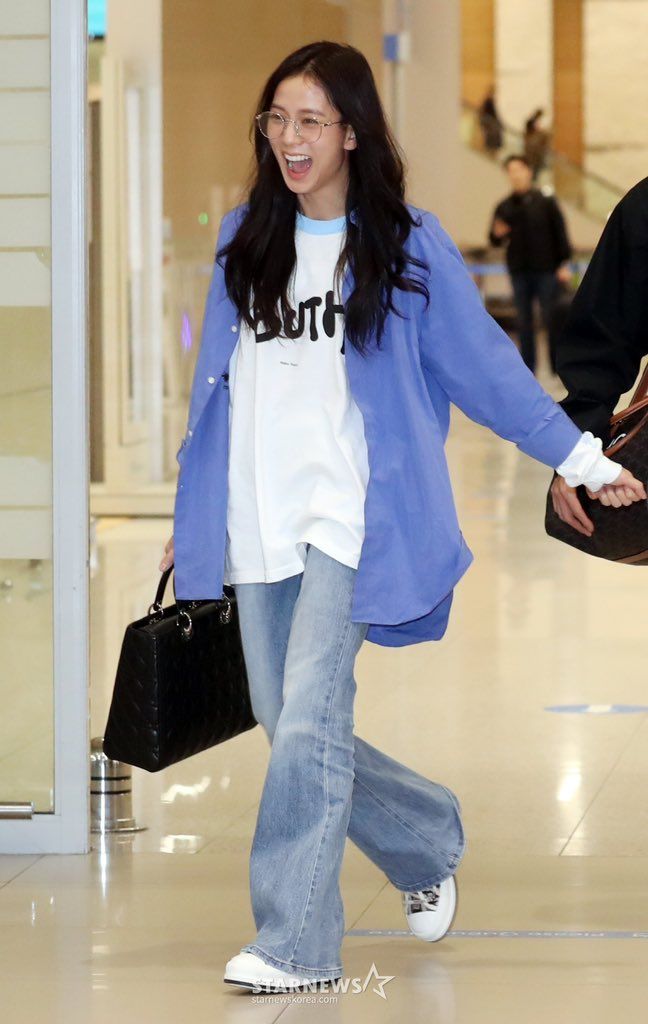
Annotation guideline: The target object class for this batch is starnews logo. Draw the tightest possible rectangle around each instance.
[250,962,396,1001]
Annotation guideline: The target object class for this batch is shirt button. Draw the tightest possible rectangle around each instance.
[230,324,237,332]
[187,429,192,437]
[207,376,215,384]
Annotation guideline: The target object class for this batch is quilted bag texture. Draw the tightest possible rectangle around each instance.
[103,566,257,771]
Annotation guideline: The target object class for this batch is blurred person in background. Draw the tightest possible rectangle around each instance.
[489,154,573,376]
[524,107,550,180]
[160,43,644,994]
[550,175,648,535]
[478,85,503,155]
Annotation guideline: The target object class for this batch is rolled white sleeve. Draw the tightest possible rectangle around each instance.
[555,431,623,491]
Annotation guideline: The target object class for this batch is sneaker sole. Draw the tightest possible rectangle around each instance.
[224,975,342,993]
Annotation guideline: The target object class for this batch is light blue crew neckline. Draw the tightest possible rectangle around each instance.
[296,210,347,235]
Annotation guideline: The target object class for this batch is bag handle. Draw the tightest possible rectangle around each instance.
[147,563,232,640]
[630,362,648,405]
[150,564,176,612]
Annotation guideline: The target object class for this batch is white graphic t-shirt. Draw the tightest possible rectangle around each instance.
[222,210,370,585]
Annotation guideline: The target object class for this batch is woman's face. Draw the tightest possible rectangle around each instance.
[267,73,356,204]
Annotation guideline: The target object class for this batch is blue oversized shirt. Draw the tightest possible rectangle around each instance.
[172,203,582,646]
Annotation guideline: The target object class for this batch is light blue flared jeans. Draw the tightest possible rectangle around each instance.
[232,543,465,979]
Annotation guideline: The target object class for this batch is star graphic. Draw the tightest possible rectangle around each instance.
[362,962,396,999]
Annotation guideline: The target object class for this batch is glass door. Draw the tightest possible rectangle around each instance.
[0,0,89,852]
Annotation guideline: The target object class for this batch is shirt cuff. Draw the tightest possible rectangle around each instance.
[555,431,623,492]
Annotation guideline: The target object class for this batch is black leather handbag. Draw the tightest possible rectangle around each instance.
[102,565,257,772]
[545,366,648,564]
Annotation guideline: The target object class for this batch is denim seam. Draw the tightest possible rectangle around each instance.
[439,783,466,848]
[288,612,354,965]
[242,943,342,976]
[352,772,450,861]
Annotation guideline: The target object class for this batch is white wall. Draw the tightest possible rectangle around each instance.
[495,0,553,132]
[584,0,648,191]
[398,0,463,235]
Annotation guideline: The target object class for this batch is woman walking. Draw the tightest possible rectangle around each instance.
[160,42,644,993]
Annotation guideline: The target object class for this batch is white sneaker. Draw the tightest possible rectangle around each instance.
[224,951,340,992]
[402,875,458,942]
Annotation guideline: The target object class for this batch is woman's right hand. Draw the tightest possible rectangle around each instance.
[585,467,647,506]
[551,467,646,537]
[159,534,174,571]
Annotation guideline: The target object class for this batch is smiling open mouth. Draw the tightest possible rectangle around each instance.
[284,154,313,177]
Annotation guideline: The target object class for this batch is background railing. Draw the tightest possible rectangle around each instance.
[460,101,623,223]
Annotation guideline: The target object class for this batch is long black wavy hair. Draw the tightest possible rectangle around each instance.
[218,41,430,355]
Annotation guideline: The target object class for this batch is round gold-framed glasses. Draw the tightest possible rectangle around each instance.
[255,110,346,144]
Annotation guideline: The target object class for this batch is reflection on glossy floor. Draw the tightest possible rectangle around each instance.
[4,371,648,1022]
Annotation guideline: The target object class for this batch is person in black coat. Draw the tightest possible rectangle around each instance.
[478,86,503,154]
[550,175,648,535]
[489,155,573,376]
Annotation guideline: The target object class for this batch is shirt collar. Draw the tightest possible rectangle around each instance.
[293,205,359,226]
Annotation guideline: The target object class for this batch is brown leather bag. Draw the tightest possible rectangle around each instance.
[545,364,648,563]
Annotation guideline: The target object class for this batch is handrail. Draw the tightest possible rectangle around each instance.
[461,99,623,222]
[461,99,622,194]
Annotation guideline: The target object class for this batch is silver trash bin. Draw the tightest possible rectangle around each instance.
[90,736,147,833]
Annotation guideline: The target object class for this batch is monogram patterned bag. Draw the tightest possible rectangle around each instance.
[545,366,648,563]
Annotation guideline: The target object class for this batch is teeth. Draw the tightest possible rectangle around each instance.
[285,154,310,162]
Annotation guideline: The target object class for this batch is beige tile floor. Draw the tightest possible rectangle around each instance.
[4,369,648,1022]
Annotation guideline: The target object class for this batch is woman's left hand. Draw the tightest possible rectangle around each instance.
[585,468,647,506]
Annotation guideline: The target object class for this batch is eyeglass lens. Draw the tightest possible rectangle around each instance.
[257,112,322,142]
